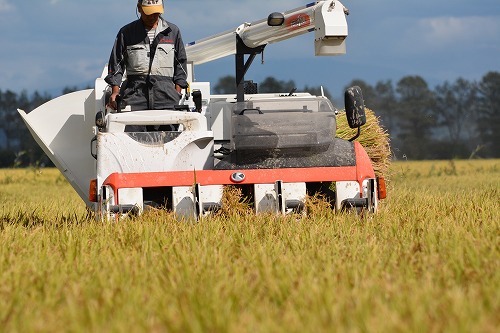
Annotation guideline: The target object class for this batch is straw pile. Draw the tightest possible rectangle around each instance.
[336,108,391,178]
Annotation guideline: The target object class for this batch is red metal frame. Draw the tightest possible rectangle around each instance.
[102,142,375,204]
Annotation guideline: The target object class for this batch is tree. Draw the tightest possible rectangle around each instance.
[343,80,400,155]
[21,91,53,166]
[213,75,236,94]
[303,85,332,100]
[259,77,296,94]
[0,89,53,167]
[344,79,376,107]
[30,91,52,109]
[395,76,436,159]
[434,78,478,158]
[213,75,330,99]
[343,79,398,133]
[372,80,398,136]
[62,86,80,95]
[476,71,500,157]
[0,90,19,151]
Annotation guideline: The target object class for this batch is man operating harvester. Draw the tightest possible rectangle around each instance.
[105,0,188,114]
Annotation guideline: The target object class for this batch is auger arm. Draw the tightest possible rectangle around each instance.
[186,0,349,65]
[185,1,349,102]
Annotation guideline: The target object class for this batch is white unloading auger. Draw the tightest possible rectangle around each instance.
[186,0,349,65]
[185,0,349,103]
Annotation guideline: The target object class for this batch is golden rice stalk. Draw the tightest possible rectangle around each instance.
[217,185,253,217]
[336,108,391,178]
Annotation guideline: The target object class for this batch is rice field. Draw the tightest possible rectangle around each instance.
[0,160,499,333]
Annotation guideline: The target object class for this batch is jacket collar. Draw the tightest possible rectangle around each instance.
[157,17,170,33]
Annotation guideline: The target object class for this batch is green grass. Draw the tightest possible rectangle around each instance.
[0,160,499,332]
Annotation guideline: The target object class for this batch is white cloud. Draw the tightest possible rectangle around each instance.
[0,0,13,12]
[410,16,500,50]
[425,16,498,41]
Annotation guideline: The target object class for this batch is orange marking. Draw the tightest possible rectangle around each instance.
[285,13,311,32]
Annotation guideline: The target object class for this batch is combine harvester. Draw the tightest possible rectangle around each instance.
[19,0,386,219]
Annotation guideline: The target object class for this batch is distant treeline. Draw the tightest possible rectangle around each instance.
[0,72,498,167]
[346,72,500,160]
[0,86,88,167]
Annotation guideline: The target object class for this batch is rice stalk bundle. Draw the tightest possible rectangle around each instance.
[336,108,391,178]
[217,185,253,217]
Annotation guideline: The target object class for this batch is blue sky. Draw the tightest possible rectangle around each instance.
[0,0,499,100]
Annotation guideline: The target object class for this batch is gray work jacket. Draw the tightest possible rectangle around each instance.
[105,17,188,110]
